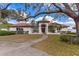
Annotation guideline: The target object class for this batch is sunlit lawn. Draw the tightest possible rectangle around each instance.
[33,35,79,56]
[0,34,42,43]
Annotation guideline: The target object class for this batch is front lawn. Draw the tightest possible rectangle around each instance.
[0,34,42,43]
[33,35,79,56]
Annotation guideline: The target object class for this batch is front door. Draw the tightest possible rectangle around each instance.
[41,24,46,34]
[16,27,24,34]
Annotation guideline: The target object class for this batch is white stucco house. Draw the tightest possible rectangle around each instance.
[9,17,68,34]
[9,21,33,34]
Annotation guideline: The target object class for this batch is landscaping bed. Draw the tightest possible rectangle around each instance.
[33,35,79,56]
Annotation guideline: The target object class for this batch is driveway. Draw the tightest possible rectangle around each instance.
[0,35,49,56]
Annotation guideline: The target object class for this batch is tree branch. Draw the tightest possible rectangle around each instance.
[3,3,11,10]
[63,3,77,18]
[24,3,77,20]
[25,10,62,19]
[63,3,72,10]
[52,3,63,12]
[49,3,77,19]
[76,3,79,15]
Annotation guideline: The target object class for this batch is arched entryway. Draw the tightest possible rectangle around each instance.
[41,24,46,34]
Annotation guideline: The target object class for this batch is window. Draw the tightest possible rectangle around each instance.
[16,27,23,34]
[16,27,23,31]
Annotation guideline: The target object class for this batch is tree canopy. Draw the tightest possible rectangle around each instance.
[0,3,79,36]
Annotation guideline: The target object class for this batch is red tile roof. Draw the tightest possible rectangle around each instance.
[38,19,50,23]
[11,22,32,27]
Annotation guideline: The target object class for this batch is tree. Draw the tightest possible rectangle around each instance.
[0,4,24,23]
[7,9,25,21]
[0,3,25,23]
[1,3,78,36]
[23,3,79,36]
[0,3,11,23]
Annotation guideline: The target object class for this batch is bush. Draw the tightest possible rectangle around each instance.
[60,34,79,44]
[66,32,76,35]
[60,35,71,42]
[0,30,16,36]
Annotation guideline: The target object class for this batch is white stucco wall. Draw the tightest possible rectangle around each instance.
[9,27,33,34]
[60,27,76,33]
[23,27,32,34]
[0,28,8,31]
[9,28,16,31]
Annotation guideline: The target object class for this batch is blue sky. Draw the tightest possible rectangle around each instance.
[6,3,73,25]
[8,3,24,10]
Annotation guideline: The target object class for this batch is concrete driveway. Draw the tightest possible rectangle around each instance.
[0,35,49,56]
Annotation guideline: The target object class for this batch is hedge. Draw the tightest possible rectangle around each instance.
[60,34,79,44]
[66,32,76,35]
[0,30,16,36]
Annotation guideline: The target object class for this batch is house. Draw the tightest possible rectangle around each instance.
[9,17,68,34]
[9,21,33,34]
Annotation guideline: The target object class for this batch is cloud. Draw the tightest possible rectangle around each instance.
[55,17,75,27]
[35,16,75,27]
[35,16,55,23]
[35,16,54,21]
[63,18,75,27]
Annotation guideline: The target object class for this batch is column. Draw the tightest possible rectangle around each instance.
[55,28,58,33]
[39,23,42,34]
[46,24,48,34]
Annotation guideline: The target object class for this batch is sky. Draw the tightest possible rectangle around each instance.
[8,3,24,10]
[4,3,75,27]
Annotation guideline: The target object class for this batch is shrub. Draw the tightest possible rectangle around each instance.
[66,32,76,35]
[60,35,71,42]
[60,34,79,44]
[0,30,16,36]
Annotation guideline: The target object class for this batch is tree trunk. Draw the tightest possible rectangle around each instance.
[75,19,79,36]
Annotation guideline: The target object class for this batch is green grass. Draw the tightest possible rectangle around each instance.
[33,35,79,56]
[0,34,42,43]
